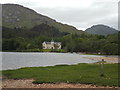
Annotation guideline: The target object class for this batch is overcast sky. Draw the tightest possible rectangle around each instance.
[1,0,119,30]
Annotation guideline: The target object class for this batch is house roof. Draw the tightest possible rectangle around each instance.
[44,42,51,44]
[43,41,61,44]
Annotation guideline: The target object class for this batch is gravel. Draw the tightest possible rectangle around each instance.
[2,79,118,88]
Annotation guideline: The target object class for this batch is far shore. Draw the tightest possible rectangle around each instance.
[2,50,119,56]
[83,56,119,64]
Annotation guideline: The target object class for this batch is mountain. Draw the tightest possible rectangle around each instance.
[2,4,83,34]
[2,24,69,38]
[85,24,119,35]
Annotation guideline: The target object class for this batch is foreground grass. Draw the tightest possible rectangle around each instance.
[2,63,119,87]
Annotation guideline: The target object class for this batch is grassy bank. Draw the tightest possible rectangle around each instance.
[3,49,67,53]
[2,63,119,87]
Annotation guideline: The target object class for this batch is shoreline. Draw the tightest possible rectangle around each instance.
[1,51,119,56]
[83,56,119,64]
[2,79,119,88]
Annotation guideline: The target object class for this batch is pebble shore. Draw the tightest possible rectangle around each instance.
[2,79,118,88]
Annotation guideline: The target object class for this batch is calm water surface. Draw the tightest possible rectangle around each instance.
[1,52,117,70]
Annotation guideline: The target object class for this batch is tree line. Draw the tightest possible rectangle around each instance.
[2,24,119,55]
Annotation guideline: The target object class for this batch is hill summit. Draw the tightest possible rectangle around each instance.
[85,24,118,35]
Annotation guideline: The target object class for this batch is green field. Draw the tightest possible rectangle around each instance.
[2,63,119,87]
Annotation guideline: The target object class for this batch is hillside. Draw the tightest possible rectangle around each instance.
[2,24,68,38]
[2,4,83,34]
[85,24,118,35]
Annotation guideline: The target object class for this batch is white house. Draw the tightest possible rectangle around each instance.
[42,40,61,49]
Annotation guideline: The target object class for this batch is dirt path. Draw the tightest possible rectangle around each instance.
[1,79,118,88]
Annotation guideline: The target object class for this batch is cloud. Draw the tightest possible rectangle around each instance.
[1,0,119,30]
[33,1,118,30]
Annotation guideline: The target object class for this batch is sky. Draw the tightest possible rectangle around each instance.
[1,0,119,30]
